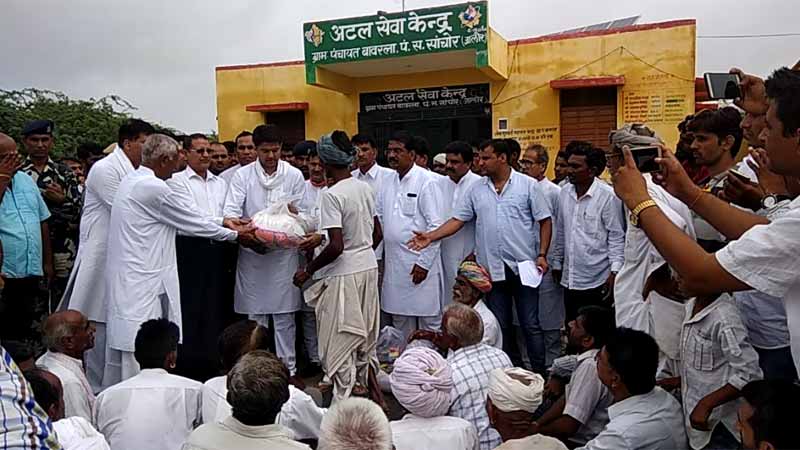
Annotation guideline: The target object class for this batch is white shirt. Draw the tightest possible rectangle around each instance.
[577,387,687,450]
[183,417,310,450]
[377,164,444,317]
[166,166,228,224]
[36,351,95,422]
[438,171,481,303]
[563,349,613,446]
[105,167,236,353]
[52,417,110,450]
[223,160,306,315]
[63,146,134,322]
[716,197,800,370]
[552,179,625,290]
[352,162,394,259]
[391,415,479,450]
[679,295,762,449]
[614,177,694,359]
[316,177,378,278]
[93,368,203,450]
[474,300,502,349]
[218,163,241,184]
[201,375,326,440]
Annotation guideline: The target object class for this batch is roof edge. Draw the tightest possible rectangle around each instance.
[510,18,696,46]
[216,60,305,72]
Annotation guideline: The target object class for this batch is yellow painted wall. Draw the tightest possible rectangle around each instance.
[216,20,696,175]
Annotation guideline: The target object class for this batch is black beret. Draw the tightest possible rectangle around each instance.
[22,119,54,136]
[293,140,317,157]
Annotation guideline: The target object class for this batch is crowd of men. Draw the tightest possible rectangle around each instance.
[1,63,800,450]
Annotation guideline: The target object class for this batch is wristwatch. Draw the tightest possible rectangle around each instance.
[761,194,792,209]
[629,200,658,227]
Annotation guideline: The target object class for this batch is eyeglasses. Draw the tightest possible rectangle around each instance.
[237,145,255,150]
[191,148,212,155]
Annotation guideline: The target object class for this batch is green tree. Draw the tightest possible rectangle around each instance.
[0,88,183,158]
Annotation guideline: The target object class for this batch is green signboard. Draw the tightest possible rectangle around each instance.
[303,2,489,83]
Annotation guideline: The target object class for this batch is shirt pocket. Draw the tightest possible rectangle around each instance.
[401,195,418,217]
[580,212,603,240]
[692,332,716,371]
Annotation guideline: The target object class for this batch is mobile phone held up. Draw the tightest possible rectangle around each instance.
[704,73,742,100]
[630,146,661,173]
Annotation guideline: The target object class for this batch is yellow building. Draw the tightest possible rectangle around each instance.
[216,2,696,172]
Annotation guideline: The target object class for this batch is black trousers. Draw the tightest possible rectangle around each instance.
[0,276,48,346]
[564,285,608,324]
[174,236,240,381]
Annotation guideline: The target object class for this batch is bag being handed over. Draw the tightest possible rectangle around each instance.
[251,200,307,249]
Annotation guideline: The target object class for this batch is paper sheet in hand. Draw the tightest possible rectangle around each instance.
[518,260,543,288]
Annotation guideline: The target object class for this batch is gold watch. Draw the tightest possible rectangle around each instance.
[629,200,657,227]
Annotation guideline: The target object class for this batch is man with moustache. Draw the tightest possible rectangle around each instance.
[209,141,231,175]
[219,131,257,184]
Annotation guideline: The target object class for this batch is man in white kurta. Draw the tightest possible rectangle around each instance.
[60,119,154,391]
[104,135,240,386]
[218,131,257,183]
[296,132,381,401]
[223,126,306,377]
[378,134,444,337]
[437,142,481,308]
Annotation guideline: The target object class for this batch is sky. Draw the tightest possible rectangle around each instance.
[1,0,797,133]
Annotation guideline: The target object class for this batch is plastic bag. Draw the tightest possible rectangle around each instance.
[376,326,407,365]
[251,199,306,249]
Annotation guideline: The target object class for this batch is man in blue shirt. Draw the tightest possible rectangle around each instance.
[409,139,553,373]
[0,132,52,345]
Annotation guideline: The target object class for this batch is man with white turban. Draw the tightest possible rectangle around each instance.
[487,367,567,450]
[389,347,479,450]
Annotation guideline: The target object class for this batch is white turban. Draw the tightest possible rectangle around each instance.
[390,347,453,418]
[433,153,447,165]
[488,368,545,413]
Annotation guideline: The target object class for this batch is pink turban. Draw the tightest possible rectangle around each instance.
[458,261,493,293]
[390,347,453,418]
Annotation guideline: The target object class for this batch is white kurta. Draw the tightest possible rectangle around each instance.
[377,164,444,317]
[391,415,479,450]
[36,351,95,422]
[93,368,202,450]
[438,171,480,305]
[352,163,395,259]
[105,167,237,353]
[62,146,134,322]
[52,417,110,450]
[166,166,228,223]
[223,160,306,314]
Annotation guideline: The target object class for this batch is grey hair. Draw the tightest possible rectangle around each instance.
[444,303,484,347]
[42,322,78,352]
[227,350,289,425]
[318,398,393,450]
[141,133,179,165]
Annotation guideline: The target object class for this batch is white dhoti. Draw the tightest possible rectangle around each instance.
[102,346,140,389]
[305,268,379,402]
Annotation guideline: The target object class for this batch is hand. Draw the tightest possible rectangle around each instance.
[0,152,21,178]
[650,146,702,203]
[43,262,55,287]
[223,217,253,232]
[610,146,652,210]
[237,229,265,253]
[543,377,565,400]
[287,203,299,214]
[656,376,681,392]
[552,269,562,285]
[408,329,437,344]
[407,230,432,251]
[293,269,311,287]
[410,264,428,285]
[749,148,789,195]
[719,171,763,211]
[603,273,616,303]
[690,400,713,431]
[730,68,768,115]
[463,253,476,263]
[42,183,66,204]
[536,256,549,274]
[298,233,323,251]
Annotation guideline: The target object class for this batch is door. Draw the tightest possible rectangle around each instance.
[559,87,617,150]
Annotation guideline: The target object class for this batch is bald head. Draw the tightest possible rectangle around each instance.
[443,303,484,347]
[0,133,17,156]
[43,310,94,357]
[23,368,64,421]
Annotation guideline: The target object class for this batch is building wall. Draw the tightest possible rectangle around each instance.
[216,20,696,173]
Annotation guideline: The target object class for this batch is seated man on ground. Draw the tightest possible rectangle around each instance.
[24,368,109,450]
[183,350,310,450]
[201,319,325,441]
[531,306,615,447]
[487,367,567,450]
[411,303,512,450]
[452,261,502,348]
[318,397,393,450]
[93,319,203,450]
[36,310,96,422]
[579,327,686,450]
[738,380,800,450]
[389,346,479,450]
